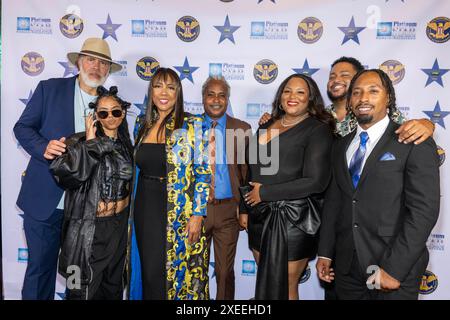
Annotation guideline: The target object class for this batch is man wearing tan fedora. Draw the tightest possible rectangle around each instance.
[14,37,122,300]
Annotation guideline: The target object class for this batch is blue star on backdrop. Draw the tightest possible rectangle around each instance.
[421,59,449,87]
[174,57,199,84]
[209,262,216,279]
[338,16,366,45]
[134,95,149,115]
[214,15,240,44]
[423,101,450,129]
[97,14,122,41]
[133,95,149,138]
[19,90,33,106]
[58,61,79,77]
[292,59,320,76]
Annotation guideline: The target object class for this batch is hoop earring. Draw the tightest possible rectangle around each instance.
[278,104,283,111]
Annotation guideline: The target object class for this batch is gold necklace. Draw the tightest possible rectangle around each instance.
[281,113,309,127]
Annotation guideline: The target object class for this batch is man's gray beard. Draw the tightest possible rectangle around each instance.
[356,114,373,125]
[79,65,107,89]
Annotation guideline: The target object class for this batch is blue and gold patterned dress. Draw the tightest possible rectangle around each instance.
[127,114,211,300]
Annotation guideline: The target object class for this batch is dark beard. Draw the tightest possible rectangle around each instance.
[356,114,373,125]
[327,89,347,103]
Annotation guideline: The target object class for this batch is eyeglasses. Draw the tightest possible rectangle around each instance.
[96,109,123,119]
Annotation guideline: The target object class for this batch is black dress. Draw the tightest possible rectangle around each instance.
[134,143,167,300]
[249,117,333,258]
[247,117,333,299]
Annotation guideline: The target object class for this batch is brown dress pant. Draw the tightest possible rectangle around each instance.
[205,199,240,300]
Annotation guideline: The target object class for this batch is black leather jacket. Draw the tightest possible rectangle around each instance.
[50,132,132,287]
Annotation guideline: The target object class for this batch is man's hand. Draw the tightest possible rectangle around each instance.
[396,119,434,145]
[186,215,204,244]
[245,182,262,207]
[258,112,272,126]
[44,137,66,160]
[366,267,401,291]
[316,258,335,283]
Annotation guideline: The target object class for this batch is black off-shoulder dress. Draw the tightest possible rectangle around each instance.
[247,116,333,299]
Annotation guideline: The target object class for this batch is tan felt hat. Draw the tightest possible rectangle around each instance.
[67,37,122,73]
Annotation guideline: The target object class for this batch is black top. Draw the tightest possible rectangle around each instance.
[136,143,166,177]
[248,116,334,201]
[100,138,133,201]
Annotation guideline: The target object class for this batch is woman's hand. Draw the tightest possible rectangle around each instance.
[258,112,272,126]
[239,213,248,231]
[245,182,262,207]
[85,113,97,141]
[186,215,204,244]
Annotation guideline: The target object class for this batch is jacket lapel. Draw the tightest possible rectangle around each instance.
[337,130,356,193]
[63,76,76,135]
[225,115,240,196]
[225,115,234,165]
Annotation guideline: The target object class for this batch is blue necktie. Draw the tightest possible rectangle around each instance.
[349,132,369,188]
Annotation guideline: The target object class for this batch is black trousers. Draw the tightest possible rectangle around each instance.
[66,208,129,300]
[335,251,425,300]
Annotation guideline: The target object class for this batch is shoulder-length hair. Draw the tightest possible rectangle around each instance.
[271,73,335,132]
[137,67,185,142]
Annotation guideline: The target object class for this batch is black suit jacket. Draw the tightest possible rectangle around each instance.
[318,120,440,282]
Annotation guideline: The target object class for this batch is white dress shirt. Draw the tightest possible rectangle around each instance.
[346,114,390,170]
[56,79,97,210]
[319,115,390,262]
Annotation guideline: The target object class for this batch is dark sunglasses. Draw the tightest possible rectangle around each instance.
[96,109,123,119]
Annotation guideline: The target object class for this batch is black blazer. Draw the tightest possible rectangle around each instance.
[318,120,440,282]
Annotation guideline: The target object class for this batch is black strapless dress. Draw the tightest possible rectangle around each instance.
[133,143,167,300]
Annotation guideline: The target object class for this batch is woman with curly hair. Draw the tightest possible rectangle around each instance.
[242,74,335,300]
[50,86,133,300]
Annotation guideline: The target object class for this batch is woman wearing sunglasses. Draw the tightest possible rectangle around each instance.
[50,86,133,300]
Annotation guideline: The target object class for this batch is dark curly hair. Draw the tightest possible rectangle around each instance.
[346,69,398,118]
[331,56,365,73]
[271,74,336,132]
[89,86,133,157]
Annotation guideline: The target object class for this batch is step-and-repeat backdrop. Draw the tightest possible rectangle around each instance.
[1,0,449,299]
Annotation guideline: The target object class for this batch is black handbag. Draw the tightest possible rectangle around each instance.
[238,185,253,212]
